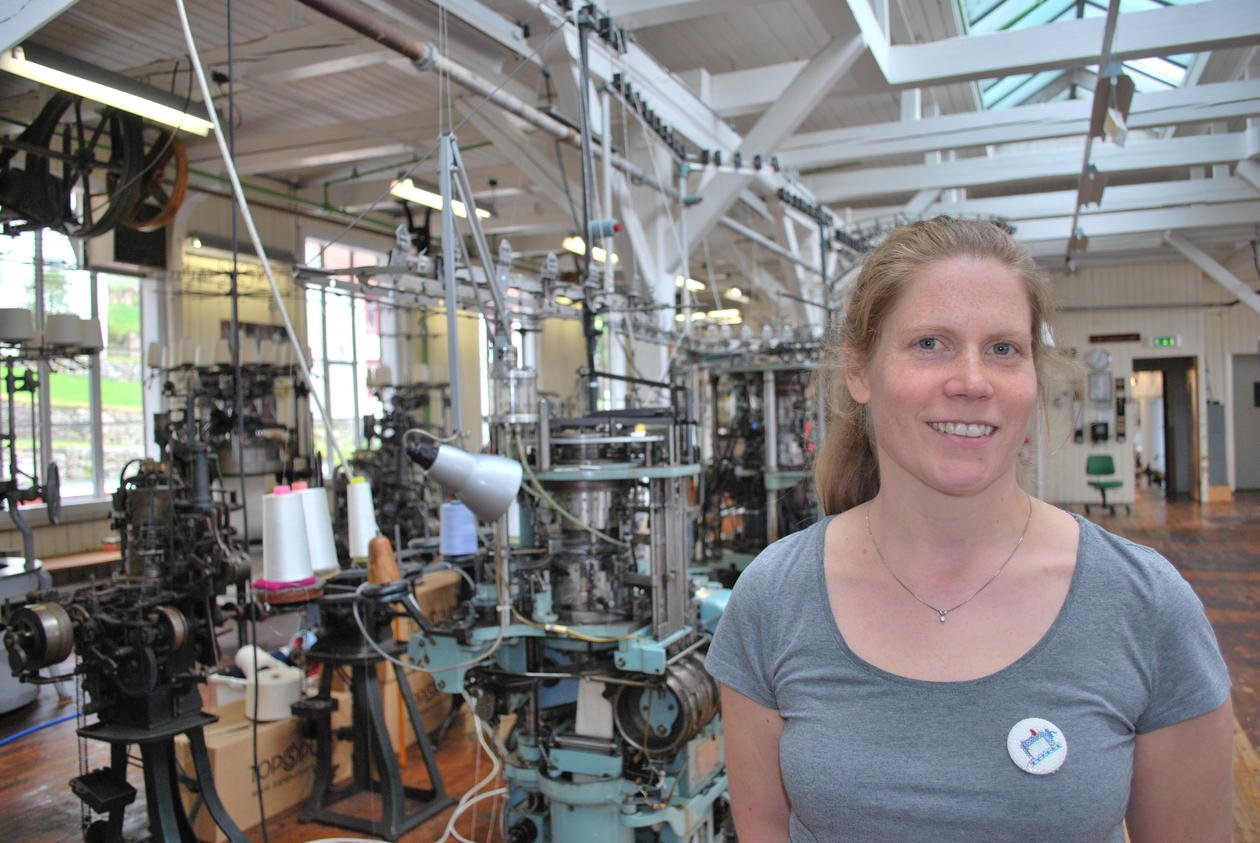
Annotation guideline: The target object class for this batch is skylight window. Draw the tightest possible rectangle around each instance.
[960,0,1208,110]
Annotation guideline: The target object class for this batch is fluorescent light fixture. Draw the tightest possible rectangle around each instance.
[0,44,215,136]
[562,236,619,265]
[675,276,706,291]
[678,308,742,324]
[390,178,491,219]
[724,287,751,303]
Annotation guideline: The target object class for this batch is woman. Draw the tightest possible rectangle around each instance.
[705,217,1233,841]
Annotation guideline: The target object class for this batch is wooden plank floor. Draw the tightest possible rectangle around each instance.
[2,490,1258,841]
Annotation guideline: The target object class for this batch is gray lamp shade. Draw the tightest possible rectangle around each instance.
[426,445,522,521]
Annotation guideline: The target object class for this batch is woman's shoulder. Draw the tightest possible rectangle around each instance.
[734,516,833,595]
[1071,512,1202,610]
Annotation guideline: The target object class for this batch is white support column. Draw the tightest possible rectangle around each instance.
[1164,231,1260,317]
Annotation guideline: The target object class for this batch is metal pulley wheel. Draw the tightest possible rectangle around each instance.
[613,652,720,754]
[115,126,188,232]
[152,605,189,651]
[5,602,75,671]
[0,92,146,237]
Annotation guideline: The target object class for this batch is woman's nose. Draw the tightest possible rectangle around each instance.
[946,350,993,398]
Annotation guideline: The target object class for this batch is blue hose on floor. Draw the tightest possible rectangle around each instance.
[0,711,78,747]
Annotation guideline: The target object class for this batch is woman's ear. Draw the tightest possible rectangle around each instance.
[843,345,871,404]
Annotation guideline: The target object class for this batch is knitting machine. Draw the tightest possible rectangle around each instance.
[695,343,822,583]
[343,378,451,555]
[3,393,251,842]
[389,367,731,843]
[151,337,318,543]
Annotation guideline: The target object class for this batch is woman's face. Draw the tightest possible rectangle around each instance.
[846,255,1038,500]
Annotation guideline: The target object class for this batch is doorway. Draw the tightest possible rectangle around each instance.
[1132,357,1199,501]
[1130,371,1165,496]
[1233,354,1260,490]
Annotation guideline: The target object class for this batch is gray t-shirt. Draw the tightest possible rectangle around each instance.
[705,513,1231,841]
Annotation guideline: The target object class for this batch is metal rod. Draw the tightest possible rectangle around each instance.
[438,134,463,436]
[1066,0,1123,262]
[719,214,820,272]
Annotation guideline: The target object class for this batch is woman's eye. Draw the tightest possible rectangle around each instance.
[992,342,1014,356]
[917,338,938,350]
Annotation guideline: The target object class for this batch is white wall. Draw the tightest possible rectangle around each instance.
[1040,254,1260,503]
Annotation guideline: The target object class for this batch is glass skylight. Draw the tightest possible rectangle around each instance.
[960,0,1209,110]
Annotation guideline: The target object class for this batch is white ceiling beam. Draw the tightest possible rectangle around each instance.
[680,35,865,257]
[1165,230,1260,317]
[920,176,1259,221]
[242,44,407,84]
[606,0,754,29]
[557,22,741,155]
[781,79,1260,169]
[844,0,891,78]
[1011,200,1260,242]
[1,0,76,53]
[867,0,1260,88]
[464,108,582,219]
[1237,159,1260,193]
[810,133,1248,202]
[710,60,808,118]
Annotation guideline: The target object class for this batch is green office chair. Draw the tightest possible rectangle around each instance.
[1085,454,1129,515]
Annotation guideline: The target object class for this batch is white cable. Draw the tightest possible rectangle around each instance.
[173,0,350,476]
[438,693,505,843]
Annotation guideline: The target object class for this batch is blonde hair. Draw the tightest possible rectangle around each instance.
[813,216,1062,514]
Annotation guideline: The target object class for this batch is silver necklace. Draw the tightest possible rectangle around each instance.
[864,496,1034,623]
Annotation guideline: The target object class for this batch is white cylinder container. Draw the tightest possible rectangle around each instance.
[439,501,478,557]
[346,477,379,560]
[44,313,82,347]
[292,481,340,577]
[0,308,35,343]
[261,485,314,584]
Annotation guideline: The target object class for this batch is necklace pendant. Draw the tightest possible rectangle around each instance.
[939,612,947,623]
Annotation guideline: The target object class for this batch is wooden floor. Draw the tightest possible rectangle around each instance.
[2,490,1258,842]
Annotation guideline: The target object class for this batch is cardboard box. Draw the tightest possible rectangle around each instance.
[173,696,351,842]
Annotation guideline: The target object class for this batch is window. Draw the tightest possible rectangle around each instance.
[0,229,148,502]
[303,238,388,479]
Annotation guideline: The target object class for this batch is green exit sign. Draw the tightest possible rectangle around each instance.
[1151,335,1181,348]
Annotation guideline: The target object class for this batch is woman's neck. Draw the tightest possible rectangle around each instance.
[865,477,1032,570]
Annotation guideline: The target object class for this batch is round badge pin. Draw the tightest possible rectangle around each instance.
[1007,717,1067,775]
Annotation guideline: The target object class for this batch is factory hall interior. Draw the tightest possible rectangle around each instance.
[1,0,1260,840]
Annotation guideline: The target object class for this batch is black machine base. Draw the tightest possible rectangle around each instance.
[75,710,247,843]
[296,639,455,840]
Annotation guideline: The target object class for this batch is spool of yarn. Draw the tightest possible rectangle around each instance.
[240,339,260,366]
[146,342,162,368]
[440,500,478,557]
[179,338,199,367]
[213,339,232,366]
[291,481,340,578]
[234,645,303,721]
[78,318,103,352]
[346,477,379,560]
[44,313,82,346]
[0,308,34,343]
[373,365,392,387]
[259,485,315,585]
